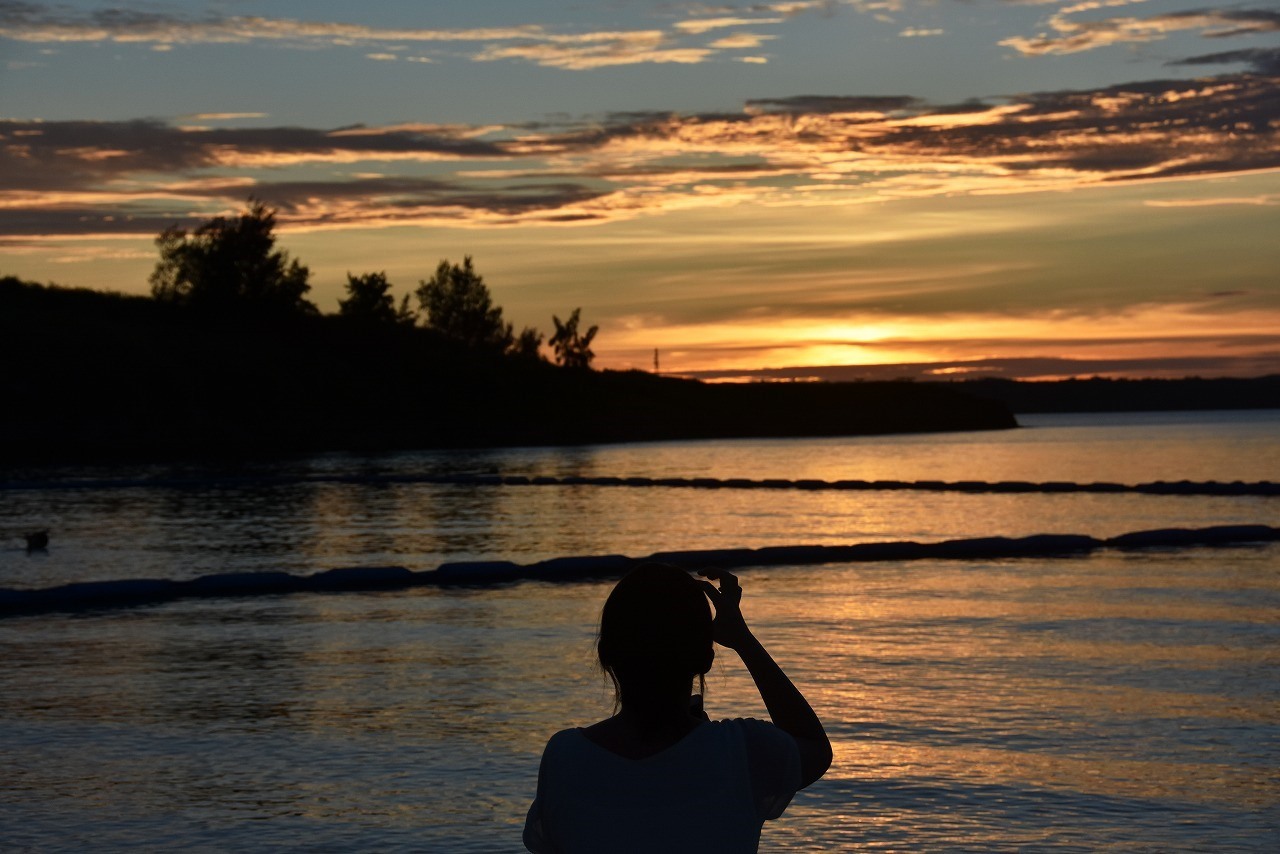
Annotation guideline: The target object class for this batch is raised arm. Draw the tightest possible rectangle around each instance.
[698,569,833,789]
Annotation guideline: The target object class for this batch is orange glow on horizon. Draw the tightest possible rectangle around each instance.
[597,304,1280,375]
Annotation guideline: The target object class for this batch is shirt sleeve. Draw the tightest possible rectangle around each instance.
[523,740,555,853]
[736,718,803,821]
[523,797,550,853]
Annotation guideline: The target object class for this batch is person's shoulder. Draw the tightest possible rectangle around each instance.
[546,726,588,747]
[537,726,588,756]
[715,718,801,760]
[711,717,787,737]
[716,719,803,820]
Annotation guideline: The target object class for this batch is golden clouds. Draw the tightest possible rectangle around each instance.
[0,5,791,69]
[1002,2,1280,57]
[2,67,1276,241]
[5,2,1274,77]
[707,33,778,50]
[674,18,786,35]
[473,36,713,70]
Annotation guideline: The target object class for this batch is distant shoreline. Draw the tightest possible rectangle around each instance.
[1,277,1016,465]
[950,376,1280,414]
[10,277,1276,466]
[0,373,1020,465]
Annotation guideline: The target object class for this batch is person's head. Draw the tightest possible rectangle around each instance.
[597,563,714,709]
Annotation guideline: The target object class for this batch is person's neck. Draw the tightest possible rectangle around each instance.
[581,685,702,758]
[617,690,699,739]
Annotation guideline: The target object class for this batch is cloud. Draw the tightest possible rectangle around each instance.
[0,119,512,192]
[676,353,1280,382]
[180,112,269,121]
[0,4,552,46]
[42,244,157,264]
[0,3,792,70]
[899,28,944,38]
[674,17,785,35]
[1171,46,1280,75]
[3,68,1277,238]
[1002,3,1280,57]
[473,37,714,70]
[1192,8,1280,39]
[0,173,616,237]
[603,294,1280,375]
[1144,194,1280,207]
[692,2,835,16]
[707,33,777,49]
[744,95,921,114]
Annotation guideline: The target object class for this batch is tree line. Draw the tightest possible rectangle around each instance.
[150,199,598,368]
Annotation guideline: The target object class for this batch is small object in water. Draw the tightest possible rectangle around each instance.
[24,530,48,551]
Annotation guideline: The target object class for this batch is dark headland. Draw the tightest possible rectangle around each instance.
[2,276,1015,463]
[957,376,1280,414]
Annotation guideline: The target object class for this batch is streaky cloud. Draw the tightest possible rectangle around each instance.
[179,112,269,121]
[899,28,944,38]
[1145,193,1279,207]
[677,354,1280,382]
[0,4,552,45]
[1171,46,1280,75]
[1188,7,1280,38]
[0,118,511,192]
[708,33,777,49]
[0,3,790,70]
[674,17,786,35]
[744,95,921,114]
[4,69,1277,236]
[1001,4,1280,57]
[472,38,714,70]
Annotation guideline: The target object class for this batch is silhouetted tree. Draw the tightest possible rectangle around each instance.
[339,271,415,325]
[509,325,545,360]
[415,256,513,351]
[549,308,598,369]
[149,200,316,314]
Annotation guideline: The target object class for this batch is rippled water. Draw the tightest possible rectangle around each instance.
[3,410,1278,588]
[1,411,1277,851]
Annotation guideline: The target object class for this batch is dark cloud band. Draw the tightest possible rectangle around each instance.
[4,69,1277,236]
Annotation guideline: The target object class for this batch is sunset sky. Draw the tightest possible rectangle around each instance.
[2,0,1278,379]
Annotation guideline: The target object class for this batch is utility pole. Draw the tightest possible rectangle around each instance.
[654,348,660,374]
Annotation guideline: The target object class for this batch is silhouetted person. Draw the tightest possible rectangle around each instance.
[524,563,831,852]
[24,530,48,552]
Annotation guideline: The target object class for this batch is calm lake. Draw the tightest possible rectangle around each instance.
[2,410,1277,851]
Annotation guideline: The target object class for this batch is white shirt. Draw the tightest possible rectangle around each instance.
[524,718,802,853]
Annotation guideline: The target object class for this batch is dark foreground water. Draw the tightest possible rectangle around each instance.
[1,411,1277,850]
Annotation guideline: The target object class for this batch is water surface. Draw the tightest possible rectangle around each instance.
[3,411,1277,588]
[1,411,1276,850]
